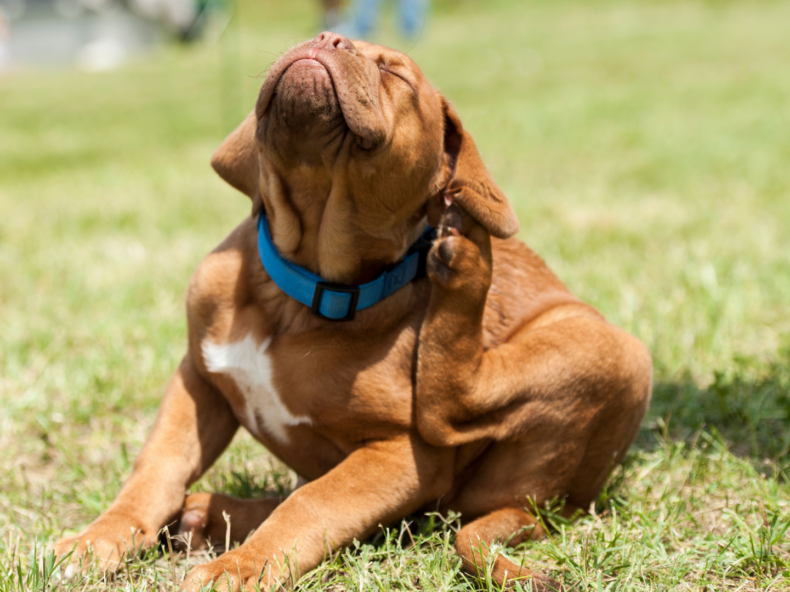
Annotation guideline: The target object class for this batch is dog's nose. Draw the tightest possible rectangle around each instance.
[311,31,355,52]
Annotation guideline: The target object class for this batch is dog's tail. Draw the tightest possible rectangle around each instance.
[455,507,566,592]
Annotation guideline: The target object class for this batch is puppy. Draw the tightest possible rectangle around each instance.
[55,32,652,591]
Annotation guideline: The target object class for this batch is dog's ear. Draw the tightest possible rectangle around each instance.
[211,112,262,215]
[440,99,519,239]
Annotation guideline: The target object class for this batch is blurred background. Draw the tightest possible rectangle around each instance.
[1,0,789,588]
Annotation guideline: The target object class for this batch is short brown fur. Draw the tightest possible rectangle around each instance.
[55,33,651,592]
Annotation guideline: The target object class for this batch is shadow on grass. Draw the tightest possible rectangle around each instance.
[635,344,790,477]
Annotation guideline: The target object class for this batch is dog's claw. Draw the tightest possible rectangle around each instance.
[63,563,77,580]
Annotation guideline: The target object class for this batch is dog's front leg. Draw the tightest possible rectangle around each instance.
[54,357,239,572]
[181,434,452,592]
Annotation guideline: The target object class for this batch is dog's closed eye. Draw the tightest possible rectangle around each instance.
[379,63,417,94]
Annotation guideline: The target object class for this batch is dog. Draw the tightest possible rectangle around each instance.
[54,32,652,591]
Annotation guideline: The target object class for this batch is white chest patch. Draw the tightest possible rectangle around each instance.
[202,334,311,444]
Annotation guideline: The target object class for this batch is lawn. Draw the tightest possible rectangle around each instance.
[1,0,789,589]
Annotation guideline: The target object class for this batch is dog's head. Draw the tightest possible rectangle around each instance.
[212,32,518,283]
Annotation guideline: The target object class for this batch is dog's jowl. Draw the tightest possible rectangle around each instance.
[55,32,652,592]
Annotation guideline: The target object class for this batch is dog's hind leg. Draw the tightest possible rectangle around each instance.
[417,204,652,455]
[455,507,564,591]
[175,493,281,552]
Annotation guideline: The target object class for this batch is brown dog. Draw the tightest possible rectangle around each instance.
[54,32,652,591]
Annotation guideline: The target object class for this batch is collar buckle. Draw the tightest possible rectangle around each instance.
[311,282,361,321]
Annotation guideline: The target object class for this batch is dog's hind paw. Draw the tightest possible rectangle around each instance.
[427,204,492,298]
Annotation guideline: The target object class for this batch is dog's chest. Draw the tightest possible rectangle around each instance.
[202,334,312,444]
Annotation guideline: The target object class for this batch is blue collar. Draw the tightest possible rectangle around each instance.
[257,212,435,321]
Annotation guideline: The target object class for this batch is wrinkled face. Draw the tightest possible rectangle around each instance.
[212,33,517,284]
[256,33,446,281]
[257,34,437,159]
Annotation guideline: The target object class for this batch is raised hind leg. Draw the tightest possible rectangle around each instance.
[421,204,650,589]
[416,205,652,450]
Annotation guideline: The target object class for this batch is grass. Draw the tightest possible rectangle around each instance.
[1,0,789,589]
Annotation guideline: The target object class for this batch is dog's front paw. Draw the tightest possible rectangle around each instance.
[53,514,156,576]
[181,550,282,592]
[427,203,492,298]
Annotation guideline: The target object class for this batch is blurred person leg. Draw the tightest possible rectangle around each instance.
[320,0,356,36]
[321,0,342,30]
[352,0,382,38]
[0,8,9,68]
[399,0,427,38]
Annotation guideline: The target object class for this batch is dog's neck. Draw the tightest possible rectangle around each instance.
[262,187,422,286]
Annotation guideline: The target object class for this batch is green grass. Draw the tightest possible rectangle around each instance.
[1,0,789,589]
